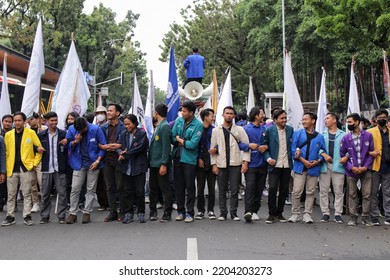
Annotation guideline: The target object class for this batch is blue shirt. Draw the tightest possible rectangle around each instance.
[242,122,266,168]
[80,133,91,169]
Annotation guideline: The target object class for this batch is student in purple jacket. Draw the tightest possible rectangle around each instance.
[340,113,374,226]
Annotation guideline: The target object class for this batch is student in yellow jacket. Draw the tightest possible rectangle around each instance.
[2,112,43,227]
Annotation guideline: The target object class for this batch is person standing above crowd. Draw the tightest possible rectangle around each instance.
[2,112,43,226]
[63,117,106,224]
[318,112,346,223]
[210,106,250,221]
[289,112,326,224]
[171,100,203,223]
[100,103,125,222]
[340,113,374,226]
[117,114,149,224]
[183,47,205,87]
[242,107,268,222]
[195,108,216,220]
[367,109,390,226]
[148,104,173,222]
[262,109,293,224]
[38,112,68,224]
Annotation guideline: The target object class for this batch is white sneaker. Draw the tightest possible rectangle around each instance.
[144,196,150,204]
[172,203,178,210]
[31,203,40,213]
[288,214,301,223]
[238,193,243,200]
[303,213,313,224]
[252,213,260,221]
[156,202,163,209]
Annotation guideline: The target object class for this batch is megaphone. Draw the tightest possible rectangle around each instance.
[179,81,214,101]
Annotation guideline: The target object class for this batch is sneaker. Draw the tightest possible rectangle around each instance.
[384,220,390,225]
[104,211,118,222]
[265,215,276,224]
[303,213,313,224]
[58,218,66,224]
[175,212,184,221]
[145,196,150,204]
[320,214,330,223]
[244,212,252,222]
[361,217,373,227]
[82,213,91,224]
[370,216,380,226]
[334,215,344,224]
[208,211,216,220]
[40,218,49,224]
[195,212,204,220]
[184,213,194,223]
[24,215,34,226]
[122,212,133,224]
[31,203,40,213]
[218,214,227,221]
[1,216,16,226]
[288,214,301,223]
[156,202,163,209]
[277,214,287,223]
[348,217,357,226]
[137,213,145,223]
[160,212,171,223]
[252,213,260,221]
[149,211,158,221]
[238,193,243,200]
[78,203,85,211]
[231,213,240,221]
[98,206,108,211]
[285,193,292,205]
[172,203,178,210]
[66,214,77,224]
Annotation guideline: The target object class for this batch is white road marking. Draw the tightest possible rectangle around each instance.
[187,238,198,260]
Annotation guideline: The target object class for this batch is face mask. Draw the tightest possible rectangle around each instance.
[347,124,356,131]
[96,114,106,123]
[377,119,387,127]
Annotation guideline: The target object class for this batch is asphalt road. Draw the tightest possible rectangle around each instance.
[0,194,389,260]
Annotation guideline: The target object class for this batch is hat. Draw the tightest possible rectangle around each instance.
[95,106,107,114]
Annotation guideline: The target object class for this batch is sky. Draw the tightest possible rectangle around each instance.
[83,0,194,90]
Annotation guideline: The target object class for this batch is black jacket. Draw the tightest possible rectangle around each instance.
[38,128,68,173]
[117,128,149,176]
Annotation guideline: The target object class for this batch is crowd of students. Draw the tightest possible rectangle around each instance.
[0,101,389,227]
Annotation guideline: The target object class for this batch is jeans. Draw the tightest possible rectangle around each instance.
[121,173,146,214]
[69,168,100,215]
[40,172,67,220]
[174,160,197,216]
[244,167,267,214]
[268,168,290,216]
[217,166,241,216]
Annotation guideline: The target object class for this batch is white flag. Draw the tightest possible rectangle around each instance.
[144,70,155,140]
[315,67,328,133]
[347,60,360,116]
[51,40,91,129]
[0,55,12,125]
[246,76,255,115]
[284,51,304,130]
[129,73,146,130]
[215,69,233,126]
[21,17,45,118]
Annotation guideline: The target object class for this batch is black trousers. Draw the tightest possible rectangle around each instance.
[103,161,123,212]
[218,166,241,216]
[196,166,216,213]
[121,173,146,214]
[268,168,291,216]
[183,77,203,88]
[96,170,109,208]
[244,167,267,214]
[174,160,197,216]
[0,181,7,207]
[149,167,173,214]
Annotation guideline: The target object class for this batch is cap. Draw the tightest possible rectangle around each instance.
[95,106,107,114]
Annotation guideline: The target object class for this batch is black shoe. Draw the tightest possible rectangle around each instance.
[277,214,287,223]
[265,215,276,224]
[2,216,16,226]
[243,212,252,222]
[24,215,34,226]
[320,214,330,223]
[149,210,158,221]
[160,212,171,223]
[231,213,240,221]
[40,218,50,224]
[104,211,118,222]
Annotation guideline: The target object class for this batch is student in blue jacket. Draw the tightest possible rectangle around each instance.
[288,112,326,224]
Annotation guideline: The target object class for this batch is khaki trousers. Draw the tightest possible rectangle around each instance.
[319,163,345,216]
[7,168,33,218]
[291,171,318,215]
[347,171,372,217]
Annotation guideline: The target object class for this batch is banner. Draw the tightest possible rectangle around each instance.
[166,47,180,122]
[315,67,327,133]
[0,54,12,125]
